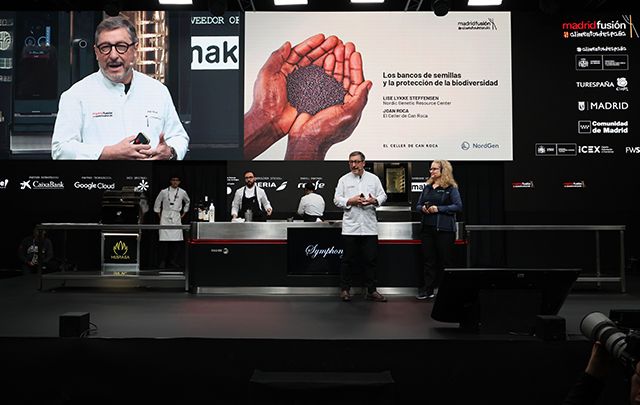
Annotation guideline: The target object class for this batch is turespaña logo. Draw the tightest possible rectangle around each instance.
[616,77,628,91]
[576,80,614,89]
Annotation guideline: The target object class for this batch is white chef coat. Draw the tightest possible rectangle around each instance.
[297,192,325,217]
[334,171,387,236]
[230,186,272,218]
[51,70,189,160]
[154,187,190,241]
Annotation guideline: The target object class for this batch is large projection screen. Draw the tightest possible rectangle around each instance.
[244,12,513,161]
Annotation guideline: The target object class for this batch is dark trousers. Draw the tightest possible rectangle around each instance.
[340,235,379,293]
[420,227,455,292]
[159,241,183,268]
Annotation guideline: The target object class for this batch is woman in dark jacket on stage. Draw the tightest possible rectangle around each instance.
[415,159,463,300]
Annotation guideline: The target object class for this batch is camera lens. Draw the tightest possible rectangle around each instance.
[580,312,628,359]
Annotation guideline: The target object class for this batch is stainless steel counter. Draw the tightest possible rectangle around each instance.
[191,221,422,240]
[38,223,190,231]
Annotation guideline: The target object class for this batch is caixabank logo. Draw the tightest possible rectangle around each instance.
[19,176,64,190]
[562,16,638,39]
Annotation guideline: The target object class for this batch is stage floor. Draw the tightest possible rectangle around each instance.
[1,271,638,405]
[0,271,638,339]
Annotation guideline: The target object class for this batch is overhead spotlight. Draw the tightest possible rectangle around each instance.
[208,0,228,16]
[104,0,121,17]
[274,0,308,5]
[159,0,193,4]
[467,0,502,5]
[431,0,450,16]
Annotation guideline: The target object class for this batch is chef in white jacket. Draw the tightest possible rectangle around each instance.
[51,16,189,160]
[154,176,190,268]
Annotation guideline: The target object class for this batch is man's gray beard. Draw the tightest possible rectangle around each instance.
[100,65,133,84]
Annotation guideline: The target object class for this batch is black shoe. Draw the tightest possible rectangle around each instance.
[365,291,387,302]
[416,289,429,300]
[340,289,352,302]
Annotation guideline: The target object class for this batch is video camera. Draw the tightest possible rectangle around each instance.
[580,311,640,375]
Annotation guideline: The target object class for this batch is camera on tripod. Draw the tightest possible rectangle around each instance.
[580,311,640,375]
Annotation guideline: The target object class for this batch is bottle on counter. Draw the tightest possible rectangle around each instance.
[198,196,209,221]
[208,201,215,222]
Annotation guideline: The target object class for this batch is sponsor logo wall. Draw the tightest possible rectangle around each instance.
[506,11,637,212]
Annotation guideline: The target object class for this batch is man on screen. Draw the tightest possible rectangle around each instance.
[51,16,189,160]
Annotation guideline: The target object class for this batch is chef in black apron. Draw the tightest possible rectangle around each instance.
[231,170,273,222]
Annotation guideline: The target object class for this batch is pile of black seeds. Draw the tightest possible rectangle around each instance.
[287,64,347,115]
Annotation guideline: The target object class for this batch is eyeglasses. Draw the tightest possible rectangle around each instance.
[96,42,135,55]
[349,160,363,164]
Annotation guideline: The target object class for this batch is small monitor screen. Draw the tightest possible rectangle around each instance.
[431,268,580,331]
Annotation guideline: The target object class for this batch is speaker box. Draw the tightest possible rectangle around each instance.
[535,315,566,341]
[59,312,90,337]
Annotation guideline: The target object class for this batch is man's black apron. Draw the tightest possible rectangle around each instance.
[239,187,266,222]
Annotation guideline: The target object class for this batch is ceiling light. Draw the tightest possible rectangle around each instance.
[274,0,308,5]
[468,0,503,5]
[159,0,193,4]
